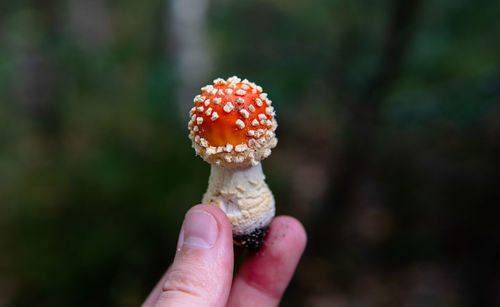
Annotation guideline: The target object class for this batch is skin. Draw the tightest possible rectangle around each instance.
[142,204,307,307]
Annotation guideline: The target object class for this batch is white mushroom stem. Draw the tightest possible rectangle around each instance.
[202,163,275,236]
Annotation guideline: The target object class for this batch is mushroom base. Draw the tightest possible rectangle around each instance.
[202,163,275,238]
[233,226,269,251]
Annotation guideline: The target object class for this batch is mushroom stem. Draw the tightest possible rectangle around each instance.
[202,163,275,237]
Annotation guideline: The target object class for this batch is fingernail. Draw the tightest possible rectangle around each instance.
[182,209,218,249]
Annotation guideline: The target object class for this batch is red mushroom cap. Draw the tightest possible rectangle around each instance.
[188,76,277,167]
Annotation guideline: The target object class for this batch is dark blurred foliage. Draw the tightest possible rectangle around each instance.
[1,0,499,306]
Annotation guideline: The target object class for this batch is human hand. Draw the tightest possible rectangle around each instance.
[142,204,307,307]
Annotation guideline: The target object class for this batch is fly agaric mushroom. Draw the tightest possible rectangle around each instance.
[187,76,277,250]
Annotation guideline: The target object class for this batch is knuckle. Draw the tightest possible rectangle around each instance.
[160,265,212,301]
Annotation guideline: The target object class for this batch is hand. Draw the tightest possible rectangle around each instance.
[142,204,307,307]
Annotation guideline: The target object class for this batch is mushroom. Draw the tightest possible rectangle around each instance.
[188,76,278,250]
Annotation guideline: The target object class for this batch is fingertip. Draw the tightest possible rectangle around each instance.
[268,216,307,255]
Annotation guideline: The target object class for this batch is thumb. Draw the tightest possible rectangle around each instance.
[146,204,234,307]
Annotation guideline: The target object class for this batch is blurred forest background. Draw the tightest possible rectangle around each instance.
[1,0,499,306]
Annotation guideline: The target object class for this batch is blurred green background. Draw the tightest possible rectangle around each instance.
[1,0,499,306]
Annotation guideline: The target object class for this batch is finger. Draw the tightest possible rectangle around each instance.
[142,204,234,307]
[226,216,307,307]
